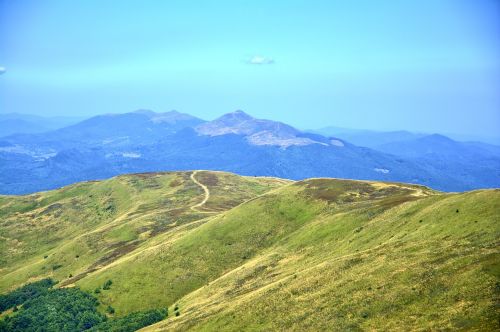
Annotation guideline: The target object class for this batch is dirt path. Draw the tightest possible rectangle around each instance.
[190,171,211,211]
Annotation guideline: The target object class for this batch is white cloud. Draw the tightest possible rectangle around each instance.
[246,55,274,65]
[0,67,6,75]
[122,152,141,158]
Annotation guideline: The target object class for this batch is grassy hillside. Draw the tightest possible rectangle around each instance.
[1,172,499,331]
[144,182,499,331]
[0,171,288,293]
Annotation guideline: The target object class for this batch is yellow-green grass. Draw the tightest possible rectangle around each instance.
[1,172,499,331]
[0,171,287,294]
[139,180,499,331]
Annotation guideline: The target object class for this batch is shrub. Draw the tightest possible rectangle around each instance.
[102,279,113,290]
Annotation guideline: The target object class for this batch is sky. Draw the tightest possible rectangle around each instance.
[0,0,499,137]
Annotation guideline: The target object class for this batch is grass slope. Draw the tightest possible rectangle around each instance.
[1,172,499,331]
[0,171,288,294]
[140,179,499,331]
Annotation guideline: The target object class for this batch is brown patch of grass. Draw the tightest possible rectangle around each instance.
[196,172,219,187]
[38,203,63,217]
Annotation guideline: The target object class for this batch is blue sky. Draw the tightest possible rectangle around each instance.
[0,0,499,136]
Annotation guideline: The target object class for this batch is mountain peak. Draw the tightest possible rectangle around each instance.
[195,111,330,148]
[420,133,456,145]
[218,110,254,122]
[133,109,156,116]
[233,109,252,116]
[426,133,453,141]
[150,110,204,124]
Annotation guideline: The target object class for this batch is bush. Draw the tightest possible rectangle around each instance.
[102,280,113,290]
[52,264,63,270]
[106,305,115,314]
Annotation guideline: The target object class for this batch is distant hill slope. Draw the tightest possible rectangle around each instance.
[374,134,500,190]
[376,133,500,159]
[2,110,204,148]
[1,110,499,194]
[0,172,498,330]
[309,127,426,148]
[0,113,84,137]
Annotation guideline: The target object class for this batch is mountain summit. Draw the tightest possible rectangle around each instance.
[196,110,325,147]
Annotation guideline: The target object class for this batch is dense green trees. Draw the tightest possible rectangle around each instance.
[0,278,55,312]
[0,288,105,331]
[0,280,167,331]
[89,309,167,332]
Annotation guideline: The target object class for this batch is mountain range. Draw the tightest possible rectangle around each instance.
[0,110,499,194]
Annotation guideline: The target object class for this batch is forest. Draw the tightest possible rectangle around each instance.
[0,279,167,331]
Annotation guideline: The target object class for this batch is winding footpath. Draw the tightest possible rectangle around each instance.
[190,171,211,212]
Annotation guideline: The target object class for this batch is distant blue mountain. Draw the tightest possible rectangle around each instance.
[373,134,500,191]
[310,126,500,147]
[0,110,498,194]
[309,127,426,148]
[4,110,204,148]
[375,133,500,158]
[0,113,84,137]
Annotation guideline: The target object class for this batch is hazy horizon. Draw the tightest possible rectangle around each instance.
[1,0,499,136]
